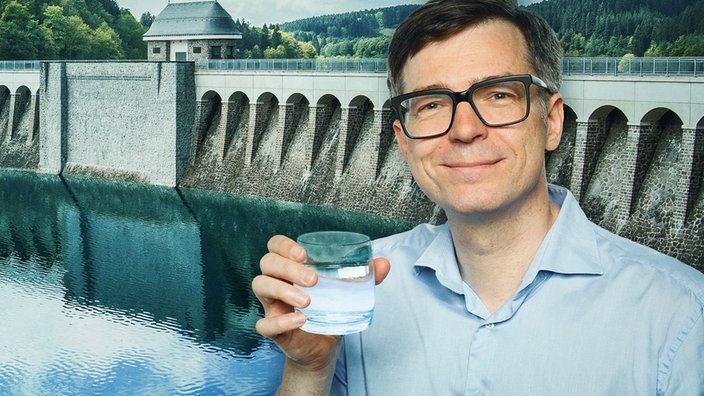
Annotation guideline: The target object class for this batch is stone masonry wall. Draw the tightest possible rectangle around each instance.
[182,94,704,270]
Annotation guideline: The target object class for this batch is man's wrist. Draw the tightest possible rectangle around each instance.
[277,355,338,396]
[277,337,342,395]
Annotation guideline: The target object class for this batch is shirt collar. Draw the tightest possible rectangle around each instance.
[412,185,604,295]
[532,184,604,276]
[413,224,465,295]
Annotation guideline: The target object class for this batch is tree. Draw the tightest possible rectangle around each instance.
[353,37,390,58]
[115,9,146,59]
[633,20,653,57]
[263,44,286,58]
[669,34,704,56]
[90,21,121,58]
[41,6,93,59]
[300,42,317,58]
[271,25,282,48]
[0,1,44,59]
[140,11,154,29]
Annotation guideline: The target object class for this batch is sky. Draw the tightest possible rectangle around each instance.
[117,0,425,26]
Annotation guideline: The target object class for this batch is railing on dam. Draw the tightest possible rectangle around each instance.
[562,57,704,77]
[2,57,703,77]
[0,60,40,71]
[196,58,389,73]
[195,57,704,77]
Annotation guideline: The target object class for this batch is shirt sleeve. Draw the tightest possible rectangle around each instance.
[659,308,704,395]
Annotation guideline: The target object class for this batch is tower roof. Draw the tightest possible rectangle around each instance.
[144,1,241,41]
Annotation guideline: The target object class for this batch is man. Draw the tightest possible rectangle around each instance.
[252,0,704,394]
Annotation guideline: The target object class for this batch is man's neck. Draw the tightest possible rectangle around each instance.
[446,189,560,314]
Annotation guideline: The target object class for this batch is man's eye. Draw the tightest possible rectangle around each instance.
[413,97,447,114]
[421,102,440,110]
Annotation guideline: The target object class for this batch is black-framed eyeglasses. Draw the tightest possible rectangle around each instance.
[390,74,552,139]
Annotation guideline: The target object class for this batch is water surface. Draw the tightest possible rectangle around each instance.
[0,170,414,395]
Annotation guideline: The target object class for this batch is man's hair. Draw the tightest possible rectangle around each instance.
[387,0,562,98]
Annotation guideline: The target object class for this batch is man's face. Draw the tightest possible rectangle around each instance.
[393,19,563,220]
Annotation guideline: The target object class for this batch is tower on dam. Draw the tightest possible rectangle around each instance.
[143,0,242,62]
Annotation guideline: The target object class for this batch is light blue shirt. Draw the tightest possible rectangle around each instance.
[333,185,704,395]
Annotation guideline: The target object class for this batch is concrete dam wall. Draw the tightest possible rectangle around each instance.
[0,61,702,270]
[38,62,195,185]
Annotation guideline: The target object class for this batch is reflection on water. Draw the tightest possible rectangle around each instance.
[0,170,414,395]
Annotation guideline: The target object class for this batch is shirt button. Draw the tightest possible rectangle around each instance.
[485,323,495,329]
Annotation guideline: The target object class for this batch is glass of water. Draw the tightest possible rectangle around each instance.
[295,231,375,335]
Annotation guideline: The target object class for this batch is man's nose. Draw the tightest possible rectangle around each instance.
[447,101,488,142]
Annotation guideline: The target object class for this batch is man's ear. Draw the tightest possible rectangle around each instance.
[545,93,564,152]
[393,119,409,161]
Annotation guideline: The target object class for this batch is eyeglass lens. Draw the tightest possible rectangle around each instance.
[399,79,529,138]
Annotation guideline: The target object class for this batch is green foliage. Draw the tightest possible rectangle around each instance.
[234,19,317,59]
[646,34,704,56]
[273,1,703,58]
[0,0,146,60]
[114,9,146,59]
[0,1,46,59]
[1,0,701,61]
[139,11,154,29]
[278,5,417,59]
[528,0,704,57]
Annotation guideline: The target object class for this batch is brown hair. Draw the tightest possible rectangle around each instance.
[387,0,562,98]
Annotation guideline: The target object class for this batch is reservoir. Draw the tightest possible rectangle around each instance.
[0,169,413,395]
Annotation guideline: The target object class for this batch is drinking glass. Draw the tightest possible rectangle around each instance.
[295,231,374,335]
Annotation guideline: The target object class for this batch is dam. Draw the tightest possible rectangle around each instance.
[0,58,703,268]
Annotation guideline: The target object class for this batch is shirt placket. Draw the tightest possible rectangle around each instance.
[464,319,498,396]
[462,272,548,395]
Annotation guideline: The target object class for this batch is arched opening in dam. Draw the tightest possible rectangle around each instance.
[621,109,687,247]
[692,116,704,219]
[310,94,341,171]
[250,92,280,166]
[0,85,11,141]
[301,95,343,204]
[224,91,250,159]
[12,85,35,142]
[281,93,309,169]
[0,85,38,169]
[580,106,629,226]
[342,96,374,174]
[634,109,685,216]
[377,101,395,179]
[196,90,222,158]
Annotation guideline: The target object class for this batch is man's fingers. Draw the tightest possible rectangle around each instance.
[373,257,391,285]
[267,235,307,262]
[256,311,307,339]
[260,251,317,287]
[252,274,311,312]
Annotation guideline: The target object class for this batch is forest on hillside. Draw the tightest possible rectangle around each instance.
[529,0,704,56]
[0,0,320,60]
[233,20,317,59]
[279,5,417,58]
[0,0,702,61]
[0,0,146,60]
[279,0,704,58]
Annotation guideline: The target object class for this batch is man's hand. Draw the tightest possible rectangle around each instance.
[252,235,390,394]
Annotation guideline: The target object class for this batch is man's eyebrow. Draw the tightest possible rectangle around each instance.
[409,83,449,92]
[406,74,514,93]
